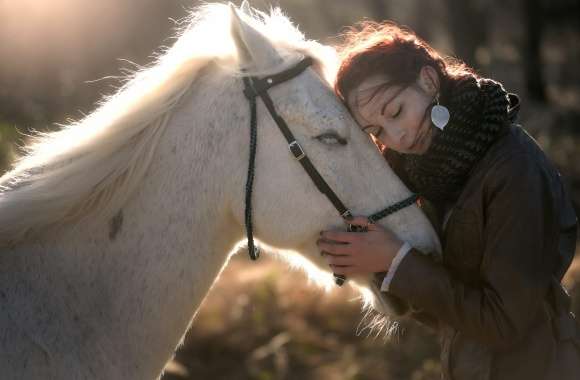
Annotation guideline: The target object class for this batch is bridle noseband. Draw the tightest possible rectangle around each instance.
[241,56,418,285]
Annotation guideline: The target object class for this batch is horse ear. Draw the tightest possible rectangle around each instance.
[229,3,281,70]
[240,0,251,15]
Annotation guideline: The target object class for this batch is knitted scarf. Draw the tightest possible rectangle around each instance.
[387,75,512,203]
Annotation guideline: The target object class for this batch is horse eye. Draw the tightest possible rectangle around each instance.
[315,132,347,146]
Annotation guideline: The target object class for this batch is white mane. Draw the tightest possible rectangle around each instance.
[0,3,339,245]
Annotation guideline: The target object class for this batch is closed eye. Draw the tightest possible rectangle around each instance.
[315,132,347,145]
[392,105,402,118]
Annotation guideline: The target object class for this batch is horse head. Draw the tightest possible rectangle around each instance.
[227,4,441,318]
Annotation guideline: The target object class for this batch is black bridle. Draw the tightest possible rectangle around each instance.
[241,56,418,285]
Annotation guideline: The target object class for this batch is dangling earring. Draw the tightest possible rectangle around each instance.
[431,94,450,130]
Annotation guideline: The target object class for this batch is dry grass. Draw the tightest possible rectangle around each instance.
[161,254,441,380]
[161,244,580,380]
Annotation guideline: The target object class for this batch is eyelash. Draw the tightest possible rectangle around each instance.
[392,106,402,118]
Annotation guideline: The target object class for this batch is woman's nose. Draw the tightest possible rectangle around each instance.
[390,125,406,143]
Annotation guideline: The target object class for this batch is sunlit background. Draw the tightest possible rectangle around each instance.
[1,1,579,379]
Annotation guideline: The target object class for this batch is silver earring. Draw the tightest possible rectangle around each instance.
[431,95,450,130]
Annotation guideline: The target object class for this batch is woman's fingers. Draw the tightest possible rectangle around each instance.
[317,239,351,255]
[318,216,399,276]
[320,216,383,243]
[320,230,359,243]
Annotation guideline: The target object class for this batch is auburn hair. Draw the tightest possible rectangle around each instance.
[334,21,476,105]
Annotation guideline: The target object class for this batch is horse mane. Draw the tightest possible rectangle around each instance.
[0,3,338,245]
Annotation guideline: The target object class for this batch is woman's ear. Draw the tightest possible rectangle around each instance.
[417,66,440,97]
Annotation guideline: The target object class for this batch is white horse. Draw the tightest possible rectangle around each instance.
[0,3,439,379]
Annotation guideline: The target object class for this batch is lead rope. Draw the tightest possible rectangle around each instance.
[243,77,260,260]
[368,194,419,223]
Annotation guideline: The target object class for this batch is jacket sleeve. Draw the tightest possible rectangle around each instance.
[387,153,559,349]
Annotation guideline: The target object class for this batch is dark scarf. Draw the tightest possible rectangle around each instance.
[386,75,514,204]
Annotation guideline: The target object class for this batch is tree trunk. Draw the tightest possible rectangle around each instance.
[523,0,547,102]
[447,0,488,70]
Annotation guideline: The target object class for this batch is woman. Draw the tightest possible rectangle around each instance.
[317,22,579,379]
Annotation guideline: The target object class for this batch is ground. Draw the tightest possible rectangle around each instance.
[162,244,580,380]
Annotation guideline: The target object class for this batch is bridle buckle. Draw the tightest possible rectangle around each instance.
[288,141,306,161]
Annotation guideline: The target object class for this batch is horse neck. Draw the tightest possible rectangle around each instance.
[5,69,248,379]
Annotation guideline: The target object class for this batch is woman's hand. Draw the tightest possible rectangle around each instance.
[317,216,404,276]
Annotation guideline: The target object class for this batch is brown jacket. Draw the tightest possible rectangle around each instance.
[386,124,580,379]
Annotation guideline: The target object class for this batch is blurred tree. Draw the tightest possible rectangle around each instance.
[523,0,547,102]
[523,0,580,103]
[446,0,489,70]
[369,0,388,20]
[541,0,580,28]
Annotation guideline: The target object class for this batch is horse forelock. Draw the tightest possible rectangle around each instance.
[0,3,335,246]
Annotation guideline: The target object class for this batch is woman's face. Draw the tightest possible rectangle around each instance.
[346,66,439,154]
